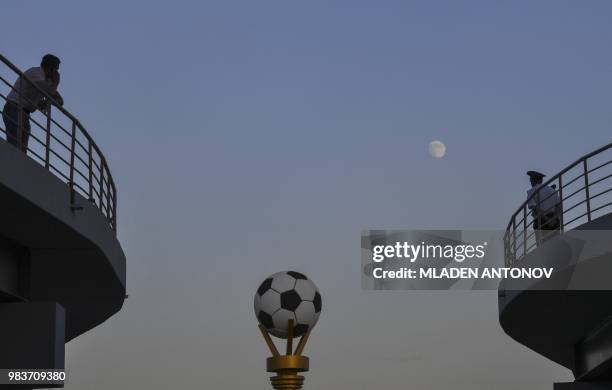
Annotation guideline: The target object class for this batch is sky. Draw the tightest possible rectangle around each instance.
[3,1,612,389]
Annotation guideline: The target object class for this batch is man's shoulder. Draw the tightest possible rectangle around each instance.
[527,184,556,197]
[23,67,45,80]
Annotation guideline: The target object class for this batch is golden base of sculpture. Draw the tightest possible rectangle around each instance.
[259,320,312,390]
[267,355,309,390]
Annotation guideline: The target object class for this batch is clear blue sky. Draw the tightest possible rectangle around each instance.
[3,1,611,389]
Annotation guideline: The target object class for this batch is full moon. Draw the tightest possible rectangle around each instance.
[429,140,446,158]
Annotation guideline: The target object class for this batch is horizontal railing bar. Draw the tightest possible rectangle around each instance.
[587,171,612,189]
[561,198,588,215]
[590,187,612,202]
[564,211,591,227]
[72,181,89,196]
[73,153,89,171]
[513,238,526,253]
[0,76,13,88]
[48,148,72,167]
[73,136,89,155]
[48,164,71,182]
[49,117,72,138]
[26,117,48,133]
[586,159,612,176]
[560,172,591,190]
[91,186,101,200]
[526,241,537,253]
[90,173,102,188]
[525,230,537,245]
[72,166,89,183]
[513,231,535,252]
[48,132,72,153]
[590,201,612,215]
[26,130,47,148]
[25,147,46,164]
[561,185,588,205]
[91,156,102,171]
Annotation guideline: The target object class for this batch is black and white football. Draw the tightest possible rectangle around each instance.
[254,271,322,339]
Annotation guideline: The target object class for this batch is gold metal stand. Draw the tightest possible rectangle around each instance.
[258,319,312,390]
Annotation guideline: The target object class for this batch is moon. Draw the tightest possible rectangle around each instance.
[429,140,446,158]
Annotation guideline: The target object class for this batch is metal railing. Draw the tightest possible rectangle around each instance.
[505,142,612,266]
[0,54,117,232]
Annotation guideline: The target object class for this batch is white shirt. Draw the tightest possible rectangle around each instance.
[527,184,560,216]
[6,67,59,112]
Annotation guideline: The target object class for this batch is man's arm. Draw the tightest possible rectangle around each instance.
[34,71,64,106]
[49,90,64,106]
[527,189,537,211]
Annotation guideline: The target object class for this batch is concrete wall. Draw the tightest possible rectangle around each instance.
[0,237,27,299]
[0,139,126,341]
[0,302,65,370]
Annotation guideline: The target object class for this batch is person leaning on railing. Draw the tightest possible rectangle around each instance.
[526,170,561,244]
[2,54,64,152]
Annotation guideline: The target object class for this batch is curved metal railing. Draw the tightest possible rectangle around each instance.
[0,54,117,232]
[505,142,612,266]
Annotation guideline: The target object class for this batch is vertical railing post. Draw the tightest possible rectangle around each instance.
[522,206,527,258]
[503,232,509,266]
[16,76,23,150]
[99,158,105,210]
[45,106,51,168]
[88,140,93,200]
[557,175,564,231]
[69,122,76,183]
[105,166,111,223]
[69,121,77,205]
[512,218,517,265]
[535,190,542,245]
[112,182,117,232]
[583,160,592,222]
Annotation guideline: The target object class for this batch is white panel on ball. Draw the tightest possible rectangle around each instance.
[270,272,297,292]
[294,279,316,301]
[259,289,281,314]
[294,301,316,327]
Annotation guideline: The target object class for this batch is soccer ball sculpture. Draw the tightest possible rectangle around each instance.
[254,271,322,339]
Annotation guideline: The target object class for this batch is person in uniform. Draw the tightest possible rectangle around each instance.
[2,54,64,152]
[526,170,561,243]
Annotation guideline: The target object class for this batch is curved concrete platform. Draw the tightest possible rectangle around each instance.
[0,139,126,341]
[499,213,612,379]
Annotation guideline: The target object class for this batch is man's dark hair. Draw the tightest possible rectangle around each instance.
[41,54,61,69]
[530,177,543,186]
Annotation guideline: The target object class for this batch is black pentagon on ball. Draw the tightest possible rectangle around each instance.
[313,292,322,312]
[293,323,309,337]
[257,310,274,329]
[257,278,273,296]
[280,290,301,311]
[287,271,307,280]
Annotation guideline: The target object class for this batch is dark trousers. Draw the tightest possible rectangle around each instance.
[533,212,560,244]
[2,101,31,152]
